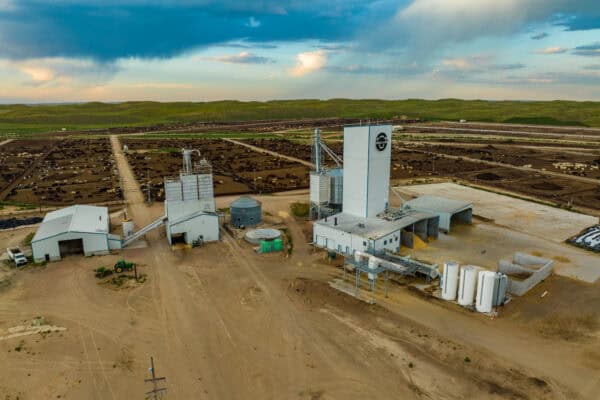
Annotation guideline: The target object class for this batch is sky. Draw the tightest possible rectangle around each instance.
[1,0,600,103]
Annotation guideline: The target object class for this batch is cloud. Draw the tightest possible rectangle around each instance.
[531,32,549,40]
[0,1,367,61]
[246,16,261,28]
[573,42,600,56]
[209,52,274,64]
[2,57,118,85]
[440,56,525,73]
[535,47,568,54]
[289,50,327,77]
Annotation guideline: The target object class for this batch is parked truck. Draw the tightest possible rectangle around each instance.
[7,247,27,267]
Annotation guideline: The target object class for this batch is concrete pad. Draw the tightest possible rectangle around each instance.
[398,182,598,242]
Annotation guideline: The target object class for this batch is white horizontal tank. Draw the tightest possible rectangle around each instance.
[368,256,379,280]
[457,265,481,306]
[476,271,496,313]
[441,261,459,301]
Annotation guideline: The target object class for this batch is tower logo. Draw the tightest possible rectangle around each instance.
[375,132,388,151]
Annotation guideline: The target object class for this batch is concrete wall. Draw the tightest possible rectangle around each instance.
[498,253,553,296]
[32,231,110,262]
[169,213,219,245]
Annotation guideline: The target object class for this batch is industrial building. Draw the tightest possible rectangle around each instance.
[403,195,472,233]
[163,149,220,245]
[31,205,121,262]
[230,196,262,228]
[311,124,472,256]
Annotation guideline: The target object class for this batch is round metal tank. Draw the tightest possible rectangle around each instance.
[244,228,281,245]
[230,196,262,228]
[441,261,459,301]
[328,168,343,205]
[476,271,496,313]
[457,265,480,306]
[123,220,134,238]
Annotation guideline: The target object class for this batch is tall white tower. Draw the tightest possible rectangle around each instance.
[342,125,392,218]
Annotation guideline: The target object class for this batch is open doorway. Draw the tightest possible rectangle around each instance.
[58,238,84,258]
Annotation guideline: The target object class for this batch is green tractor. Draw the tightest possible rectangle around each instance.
[114,259,135,273]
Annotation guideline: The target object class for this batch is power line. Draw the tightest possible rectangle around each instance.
[144,357,167,399]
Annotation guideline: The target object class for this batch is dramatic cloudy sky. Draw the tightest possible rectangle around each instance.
[1,0,600,102]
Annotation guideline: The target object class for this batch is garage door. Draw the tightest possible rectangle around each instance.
[58,238,84,257]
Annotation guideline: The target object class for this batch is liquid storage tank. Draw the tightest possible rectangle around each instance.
[230,196,262,228]
[493,273,508,306]
[368,256,379,280]
[457,265,480,306]
[476,271,496,313]
[441,261,459,300]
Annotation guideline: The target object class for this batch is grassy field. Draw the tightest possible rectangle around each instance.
[2,99,600,135]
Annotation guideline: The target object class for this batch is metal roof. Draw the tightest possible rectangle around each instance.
[32,205,109,242]
[403,195,472,214]
[315,211,436,240]
[230,196,261,209]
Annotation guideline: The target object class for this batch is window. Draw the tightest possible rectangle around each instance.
[384,240,387,245]
[395,237,399,242]
[363,241,366,246]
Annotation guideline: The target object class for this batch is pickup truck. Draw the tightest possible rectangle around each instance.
[7,247,27,267]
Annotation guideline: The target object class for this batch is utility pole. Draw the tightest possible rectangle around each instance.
[145,357,166,399]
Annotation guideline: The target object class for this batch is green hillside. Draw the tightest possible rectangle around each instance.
[1,99,600,134]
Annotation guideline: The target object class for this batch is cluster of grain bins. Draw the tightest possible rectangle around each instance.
[441,261,508,313]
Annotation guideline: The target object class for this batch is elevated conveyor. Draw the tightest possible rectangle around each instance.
[122,215,167,247]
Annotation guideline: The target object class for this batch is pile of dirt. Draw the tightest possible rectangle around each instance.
[0,217,42,230]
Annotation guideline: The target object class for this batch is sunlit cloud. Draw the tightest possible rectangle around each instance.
[289,50,327,77]
[535,47,568,54]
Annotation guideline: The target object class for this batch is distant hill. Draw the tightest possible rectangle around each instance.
[1,99,600,134]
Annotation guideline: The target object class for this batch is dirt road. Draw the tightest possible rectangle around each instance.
[224,138,316,168]
[0,139,12,147]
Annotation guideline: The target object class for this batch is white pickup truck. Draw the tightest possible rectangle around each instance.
[7,247,27,266]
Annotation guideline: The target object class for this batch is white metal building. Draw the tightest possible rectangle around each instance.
[313,211,439,255]
[163,152,220,246]
[31,205,122,262]
[403,195,472,233]
[165,200,219,245]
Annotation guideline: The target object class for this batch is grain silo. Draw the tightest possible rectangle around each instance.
[230,196,262,228]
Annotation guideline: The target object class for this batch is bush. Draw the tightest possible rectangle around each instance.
[94,267,113,279]
[22,232,35,247]
[290,202,310,218]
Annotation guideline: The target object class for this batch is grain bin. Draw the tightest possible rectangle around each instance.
[310,172,330,205]
[230,196,262,228]
[441,261,459,300]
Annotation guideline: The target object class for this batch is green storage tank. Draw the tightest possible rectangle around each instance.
[260,240,273,253]
[273,239,283,252]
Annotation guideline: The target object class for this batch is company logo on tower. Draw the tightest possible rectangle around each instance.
[375,132,388,151]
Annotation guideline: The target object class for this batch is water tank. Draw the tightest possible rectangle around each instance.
[310,172,330,204]
[457,265,480,306]
[476,271,496,313]
[441,261,459,301]
[328,168,343,205]
[230,196,262,228]
[123,220,134,238]
[368,256,378,280]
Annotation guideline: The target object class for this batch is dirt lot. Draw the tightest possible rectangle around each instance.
[1,193,599,399]
[122,138,309,200]
[0,139,56,197]
[4,139,122,206]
